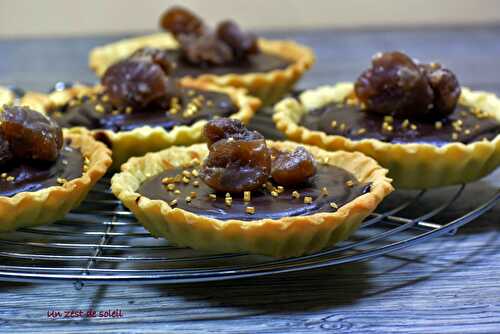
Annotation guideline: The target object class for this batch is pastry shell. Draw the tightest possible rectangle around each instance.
[0,86,15,106]
[111,141,393,258]
[0,132,112,232]
[89,32,315,105]
[273,83,500,189]
[21,80,260,170]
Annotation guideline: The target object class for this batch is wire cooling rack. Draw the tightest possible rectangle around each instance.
[0,101,498,286]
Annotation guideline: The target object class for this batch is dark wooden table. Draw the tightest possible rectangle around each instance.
[0,27,499,334]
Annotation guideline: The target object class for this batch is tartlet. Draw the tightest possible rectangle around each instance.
[89,7,314,105]
[21,80,259,170]
[111,119,392,258]
[274,52,500,189]
[0,106,112,232]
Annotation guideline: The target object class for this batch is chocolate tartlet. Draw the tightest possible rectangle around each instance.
[112,119,392,258]
[274,51,500,188]
[89,6,314,105]
[22,51,259,169]
[0,105,112,232]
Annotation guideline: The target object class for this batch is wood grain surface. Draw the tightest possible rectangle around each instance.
[0,26,499,334]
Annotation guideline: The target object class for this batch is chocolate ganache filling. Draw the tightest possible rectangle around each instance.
[300,103,500,146]
[49,82,238,132]
[0,143,84,197]
[155,49,291,77]
[137,164,370,221]
[301,51,499,146]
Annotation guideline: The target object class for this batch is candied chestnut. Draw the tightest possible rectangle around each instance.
[271,147,316,186]
[203,118,261,148]
[160,6,205,37]
[0,132,13,166]
[102,59,169,109]
[354,51,435,118]
[130,48,174,75]
[0,105,63,162]
[418,63,461,117]
[216,20,259,60]
[178,33,234,66]
[201,119,271,192]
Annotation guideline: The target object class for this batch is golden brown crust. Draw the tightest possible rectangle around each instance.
[0,132,112,232]
[0,86,15,106]
[89,32,315,105]
[111,141,393,258]
[273,83,500,188]
[21,81,260,170]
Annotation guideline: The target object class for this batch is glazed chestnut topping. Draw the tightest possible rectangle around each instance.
[0,105,63,162]
[354,51,461,119]
[178,34,233,66]
[101,59,169,109]
[130,47,175,74]
[160,6,260,65]
[160,6,205,37]
[201,118,271,192]
[271,147,317,186]
[204,117,261,148]
[216,20,259,60]
[0,132,13,166]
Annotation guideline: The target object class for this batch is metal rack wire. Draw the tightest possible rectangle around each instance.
[0,97,498,285]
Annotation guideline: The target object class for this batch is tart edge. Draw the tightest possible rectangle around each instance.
[111,141,393,258]
[273,82,500,189]
[0,132,112,232]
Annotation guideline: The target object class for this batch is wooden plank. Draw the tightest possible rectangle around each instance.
[0,26,499,333]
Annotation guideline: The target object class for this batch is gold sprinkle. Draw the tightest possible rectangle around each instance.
[452,132,459,140]
[185,196,192,203]
[162,177,176,185]
[95,104,105,113]
[1,173,7,178]
[346,180,354,187]
[271,190,279,197]
[292,191,300,199]
[243,191,251,202]
[209,194,217,200]
[435,121,443,129]
[56,177,67,185]
[206,100,214,107]
[182,170,191,178]
[225,197,233,207]
[383,115,394,123]
[410,124,418,131]
[304,196,313,204]
[330,202,339,210]
[125,106,133,114]
[464,129,471,135]
[356,128,367,135]
[225,192,231,198]
[402,119,410,129]
[330,120,337,128]
[190,191,197,199]
[174,189,181,195]
[6,176,15,182]
[191,169,199,177]
[276,186,284,193]
[101,95,109,102]
[62,160,68,166]
[321,187,329,196]
[193,180,199,187]
[167,183,176,191]
[170,199,178,207]
[191,158,201,165]
[182,176,190,184]
[245,206,255,215]
[339,123,347,131]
